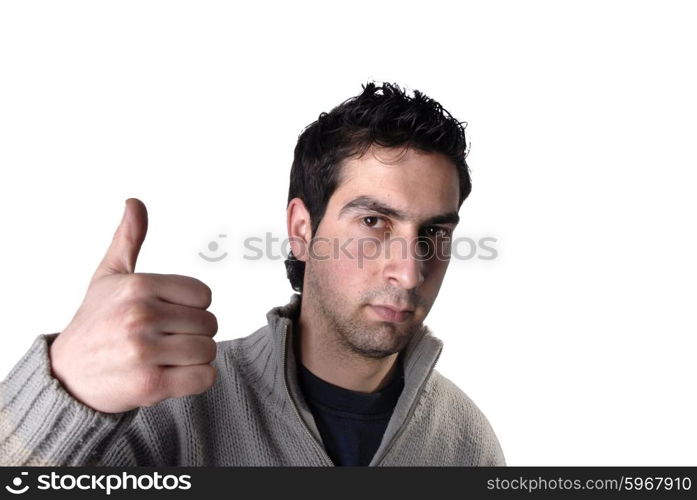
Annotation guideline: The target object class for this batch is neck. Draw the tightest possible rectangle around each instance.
[296,300,399,394]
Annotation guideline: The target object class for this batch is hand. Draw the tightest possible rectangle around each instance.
[49,198,218,413]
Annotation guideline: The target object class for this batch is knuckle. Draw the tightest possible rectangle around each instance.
[205,311,218,335]
[185,276,212,307]
[204,339,217,363]
[123,337,154,365]
[179,275,212,308]
[134,368,164,406]
[200,282,213,308]
[121,274,153,299]
[123,302,157,332]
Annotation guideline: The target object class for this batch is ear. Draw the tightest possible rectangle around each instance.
[287,197,312,262]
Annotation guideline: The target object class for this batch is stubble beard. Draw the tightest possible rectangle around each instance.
[304,261,423,360]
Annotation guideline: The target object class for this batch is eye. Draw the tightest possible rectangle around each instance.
[424,226,451,238]
[361,216,386,229]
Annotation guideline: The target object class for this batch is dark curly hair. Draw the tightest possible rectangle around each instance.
[285,81,472,292]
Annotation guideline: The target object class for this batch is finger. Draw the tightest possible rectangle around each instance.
[159,364,217,398]
[92,198,149,281]
[154,334,217,366]
[142,273,213,309]
[150,301,218,336]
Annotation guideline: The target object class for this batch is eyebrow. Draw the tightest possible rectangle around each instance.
[338,195,460,227]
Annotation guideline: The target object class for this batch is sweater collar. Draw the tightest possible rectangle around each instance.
[264,293,444,464]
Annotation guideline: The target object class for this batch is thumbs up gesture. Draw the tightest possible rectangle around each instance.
[49,199,218,414]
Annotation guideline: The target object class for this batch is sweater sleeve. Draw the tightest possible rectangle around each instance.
[0,333,139,466]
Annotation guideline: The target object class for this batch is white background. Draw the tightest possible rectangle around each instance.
[1,1,695,466]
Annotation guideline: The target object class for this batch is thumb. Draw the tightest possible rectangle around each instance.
[92,198,149,281]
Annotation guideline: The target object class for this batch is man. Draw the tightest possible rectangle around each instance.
[0,82,505,466]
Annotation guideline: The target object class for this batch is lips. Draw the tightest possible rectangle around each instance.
[368,304,414,322]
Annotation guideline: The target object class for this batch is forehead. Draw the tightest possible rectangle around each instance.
[328,146,460,218]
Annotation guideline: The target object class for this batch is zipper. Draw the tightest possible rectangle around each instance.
[281,324,335,466]
[371,346,443,466]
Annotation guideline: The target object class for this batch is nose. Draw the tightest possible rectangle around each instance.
[382,234,425,290]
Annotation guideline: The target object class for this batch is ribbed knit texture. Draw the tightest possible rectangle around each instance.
[1,294,505,466]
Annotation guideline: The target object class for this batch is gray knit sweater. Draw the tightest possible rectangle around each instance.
[0,294,505,466]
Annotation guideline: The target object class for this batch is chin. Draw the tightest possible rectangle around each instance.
[357,323,416,356]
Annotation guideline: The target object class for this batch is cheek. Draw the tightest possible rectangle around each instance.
[428,253,451,276]
[421,258,450,295]
[310,235,382,295]
[335,238,382,280]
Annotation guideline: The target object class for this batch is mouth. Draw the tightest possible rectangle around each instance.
[368,304,414,323]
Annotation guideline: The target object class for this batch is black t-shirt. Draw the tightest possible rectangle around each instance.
[297,357,404,466]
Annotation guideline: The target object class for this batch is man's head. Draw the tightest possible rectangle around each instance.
[286,82,470,359]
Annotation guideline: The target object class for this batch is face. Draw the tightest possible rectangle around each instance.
[296,145,460,359]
